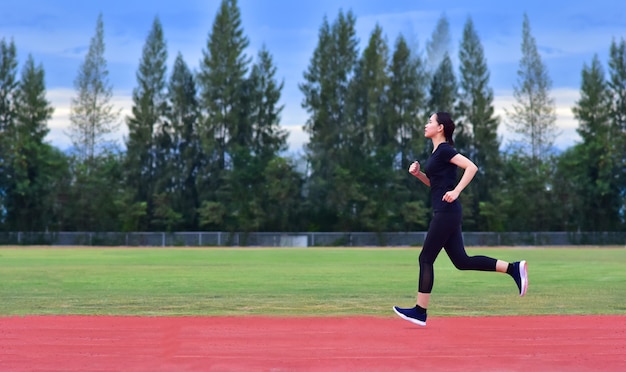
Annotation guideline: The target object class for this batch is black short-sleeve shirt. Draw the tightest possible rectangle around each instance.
[424,143,461,213]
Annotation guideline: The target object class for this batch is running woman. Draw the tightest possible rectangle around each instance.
[393,112,528,326]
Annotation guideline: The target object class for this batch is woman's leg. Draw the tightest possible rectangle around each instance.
[415,212,451,309]
[443,225,529,296]
[394,212,450,324]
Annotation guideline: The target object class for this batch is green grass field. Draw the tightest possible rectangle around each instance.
[0,246,624,317]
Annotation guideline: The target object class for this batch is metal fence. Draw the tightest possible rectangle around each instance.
[1,231,624,247]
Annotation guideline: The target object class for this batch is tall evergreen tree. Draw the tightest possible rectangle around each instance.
[197,0,249,184]
[608,38,626,133]
[506,14,557,163]
[4,55,65,231]
[246,47,301,232]
[225,46,290,233]
[387,35,430,230]
[346,24,391,231]
[64,13,124,232]
[124,16,169,231]
[502,14,559,231]
[573,56,612,144]
[14,56,51,145]
[561,55,620,230]
[389,35,428,165]
[299,10,359,230]
[607,37,626,226]
[68,13,120,163]
[166,53,202,230]
[0,39,18,134]
[247,47,288,162]
[0,39,19,228]
[456,17,502,230]
[196,0,251,231]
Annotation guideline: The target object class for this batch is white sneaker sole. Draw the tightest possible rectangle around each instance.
[519,260,528,297]
[393,307,426,326]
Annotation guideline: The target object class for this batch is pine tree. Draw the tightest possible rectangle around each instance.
[346,24,390,231]
[124,16,169,230]
[195,0,252,232]
[387,35,430,231]
[574,56,613,144]
[609,38,626,133]
[501,14,559,230]
[65,13,124,231]
[246,47,302,232]
[388,35,427,164]
[68,13,120,164]
[506,14,557,163]
[456,17,502,230]
[197,0,250,195]
[0,39,18,134]
[6,55,63,231]
[166,53,201,230]
[299,10,359,230]
[607,38,626,226]
[226,46,290,232]
[0,39,19,229]
[564,55,620,230]
[248,47,288,160]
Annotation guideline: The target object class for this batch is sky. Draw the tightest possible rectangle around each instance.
[2,0,625,154]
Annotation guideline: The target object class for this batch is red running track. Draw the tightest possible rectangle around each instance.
[1,315,625,371]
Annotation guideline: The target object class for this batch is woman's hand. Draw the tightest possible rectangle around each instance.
[442,190,460,203]
[409,161,421,176]
[409,160,430,187]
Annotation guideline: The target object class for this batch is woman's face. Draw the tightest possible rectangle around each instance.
[424,114,442,139]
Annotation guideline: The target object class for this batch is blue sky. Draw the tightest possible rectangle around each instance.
[2,0,625,153]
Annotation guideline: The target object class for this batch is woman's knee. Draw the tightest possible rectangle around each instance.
[452,260,471,270]
[418,251,436,265]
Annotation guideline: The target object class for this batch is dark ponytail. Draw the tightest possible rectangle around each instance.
[436,112,455,146]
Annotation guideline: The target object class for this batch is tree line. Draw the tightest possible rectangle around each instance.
[0,0,624,233]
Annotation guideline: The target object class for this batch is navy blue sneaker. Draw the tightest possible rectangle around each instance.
[393,306,427,326]
[511,260,528,297]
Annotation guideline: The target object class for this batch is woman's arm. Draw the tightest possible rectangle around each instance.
[442,154,478,203]
[409,161,430,187]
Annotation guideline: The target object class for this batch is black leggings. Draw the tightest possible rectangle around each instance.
[418,211,497,293]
